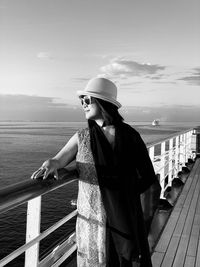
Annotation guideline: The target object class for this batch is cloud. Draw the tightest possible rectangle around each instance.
[100,58,165,78]
[0,94,78,111]
[152,81,177,85]
[1,95,200,123]
[120,105,200,124]
[1,94,55,106]
[178,75,200,85]
[71,77,90,83]
[194,67,200,74]
[149,74,165,80]
[37,52,53,60]
[178,68,200,86]
[0,94,84,121]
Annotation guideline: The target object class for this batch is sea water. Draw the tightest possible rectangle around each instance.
[0,121,197,266]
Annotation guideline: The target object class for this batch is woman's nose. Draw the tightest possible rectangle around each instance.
[83,102,88,108]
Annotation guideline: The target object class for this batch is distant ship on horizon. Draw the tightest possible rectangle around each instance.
[152,119,160,126]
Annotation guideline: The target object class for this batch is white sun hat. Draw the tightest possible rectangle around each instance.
[77,77,121,108]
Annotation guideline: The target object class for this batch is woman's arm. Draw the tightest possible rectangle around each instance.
[52,132,78,168]
[31,132,78,179]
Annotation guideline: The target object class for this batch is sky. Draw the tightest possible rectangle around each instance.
[0,0,200,122]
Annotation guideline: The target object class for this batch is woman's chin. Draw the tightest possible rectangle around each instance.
[85,113,90,120]
[85,113,97,121]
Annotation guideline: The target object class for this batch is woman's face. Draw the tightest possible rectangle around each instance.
[80,96,102,121]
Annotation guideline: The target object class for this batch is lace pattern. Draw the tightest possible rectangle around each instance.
[76,128,106,267]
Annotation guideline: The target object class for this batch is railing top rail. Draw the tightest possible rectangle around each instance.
[147,127,194,149]
[0,127,196,215]
[0,167,78,214]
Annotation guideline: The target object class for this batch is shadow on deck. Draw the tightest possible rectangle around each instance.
[57,158,197,267]
[60,161,197,267]
[151,158,200,267]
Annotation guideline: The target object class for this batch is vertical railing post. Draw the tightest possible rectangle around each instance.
[160,142,166,198]
[191,130,194,158]
[183,133,187,164]
[149,146,155,163]
[188,130,193,159]
[191,129,197,159]
[179,134,185,168]
[174,136,180,175]
[185,132,189,160]
[25,196,41,267]
[184,132,188,165]
[168,138,173,186]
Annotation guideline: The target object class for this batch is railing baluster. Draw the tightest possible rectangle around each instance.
[0,127,197,266]
[187,130,193,159]
[160,142,166,198]
[148,146,155,162]
[174,136,180,175]
[191,129,197,156]
[179,134,185,167]
[183,133,187,163]
[168,138,173,186]
[25,196,41,267]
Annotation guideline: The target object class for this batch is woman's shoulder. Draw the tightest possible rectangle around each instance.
[121,122,140,136]
[120,123,146,149]
[77,127,89,134]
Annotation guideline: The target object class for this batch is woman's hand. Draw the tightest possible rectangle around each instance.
[31,159,59,180]
[31,133,78,180]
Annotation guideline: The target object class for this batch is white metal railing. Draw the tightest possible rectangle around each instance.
[0,168,78,267]
[0,127,197,267]
[147,128,196,198]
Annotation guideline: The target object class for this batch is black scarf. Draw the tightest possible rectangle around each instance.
[89,121,155,266]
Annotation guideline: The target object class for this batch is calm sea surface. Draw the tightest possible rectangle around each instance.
[0,121,198,266]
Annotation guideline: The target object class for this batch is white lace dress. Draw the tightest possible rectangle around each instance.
[76,128,107,267]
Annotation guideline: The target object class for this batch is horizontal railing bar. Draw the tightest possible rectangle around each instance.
[154,159,175,171]
[151,148,187,161]
[0,127,196,266]
[39,232,76,266]
[0,167,78,214]
[147,128,194,148]
[159,169,177,183]
[0,209,78,266]
[51,244,77,267]
[0,129,194,216]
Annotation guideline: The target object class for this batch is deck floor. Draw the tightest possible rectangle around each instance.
[151,158,200,267]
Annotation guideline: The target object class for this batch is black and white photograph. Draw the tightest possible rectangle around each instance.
[0,0,200,266]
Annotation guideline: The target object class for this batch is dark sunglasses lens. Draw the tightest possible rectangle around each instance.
[81,96,91,105]
[84,97,91,105]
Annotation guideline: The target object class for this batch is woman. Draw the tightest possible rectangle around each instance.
[32,77,158,267]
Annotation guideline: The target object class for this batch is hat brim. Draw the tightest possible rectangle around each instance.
[77,90,121,108]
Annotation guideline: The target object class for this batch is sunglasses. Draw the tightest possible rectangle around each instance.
[80,95,93,106]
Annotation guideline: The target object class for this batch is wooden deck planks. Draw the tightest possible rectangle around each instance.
[187,214,200,257]
[159,236,179,267]
[152,159,200,267]
[151,252,165,267]
[184,256,195,267]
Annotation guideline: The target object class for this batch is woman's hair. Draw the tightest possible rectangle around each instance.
[93,97,124,125]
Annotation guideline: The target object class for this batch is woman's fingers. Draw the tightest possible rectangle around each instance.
[43,168,50,179]
[31,168,45,179]
[31,159,58,180]
[54,169,58,180]
[43,169,58,180]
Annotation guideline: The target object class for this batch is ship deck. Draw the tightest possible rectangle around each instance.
[0,127,197,266]
[151,158,200,267]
